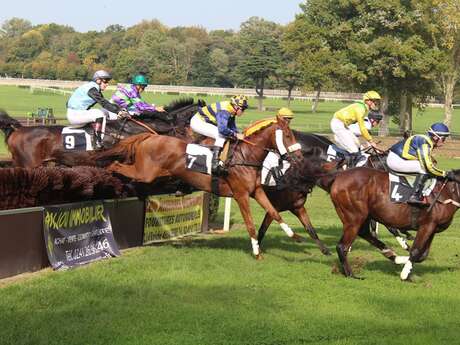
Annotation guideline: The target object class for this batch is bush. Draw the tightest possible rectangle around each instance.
[167,91,180,95]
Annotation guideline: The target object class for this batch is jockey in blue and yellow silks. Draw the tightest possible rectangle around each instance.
[387,122,455,205]
[190,95,248,175]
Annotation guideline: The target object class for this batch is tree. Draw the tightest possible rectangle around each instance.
[237,17,283,110]
[293,0,439,135]
[1,18,32,38]
[417,0,460,127]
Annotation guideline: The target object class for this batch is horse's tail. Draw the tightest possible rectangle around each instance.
[0,109,22,141]
[92,132,153,167]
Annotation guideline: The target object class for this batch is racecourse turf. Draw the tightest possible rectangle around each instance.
[0,86,460,344]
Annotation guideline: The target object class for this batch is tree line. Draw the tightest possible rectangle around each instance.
[1,0,459,132]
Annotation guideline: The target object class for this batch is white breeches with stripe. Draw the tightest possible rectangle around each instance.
[330,118,360,153]
[386,151,426,174]
[190,114,226,147]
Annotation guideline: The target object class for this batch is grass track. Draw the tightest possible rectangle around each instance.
[1,86,460,344]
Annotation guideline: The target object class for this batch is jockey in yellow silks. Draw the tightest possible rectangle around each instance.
[330,90,383,166]
[190,95,248,174]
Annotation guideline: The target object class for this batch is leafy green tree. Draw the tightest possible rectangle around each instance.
[237,17,283,110]
[417,0,460,127]
[1,18,32,37]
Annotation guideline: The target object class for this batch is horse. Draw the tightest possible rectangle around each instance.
[324,167,460,280]
[0,98,200,168]
[257,131,411,255]
[92,115,304,259]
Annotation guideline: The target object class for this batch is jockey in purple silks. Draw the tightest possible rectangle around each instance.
[110,74,166,116]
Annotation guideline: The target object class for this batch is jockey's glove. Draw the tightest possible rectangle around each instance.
[118,110,130,118]
[235,133,245,140]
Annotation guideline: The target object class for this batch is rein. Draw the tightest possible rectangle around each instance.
[127,116,158,135]
[437,179,460,209]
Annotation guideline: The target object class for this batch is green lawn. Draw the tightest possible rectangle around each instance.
[1,179,460,345]
[1,86,460,344]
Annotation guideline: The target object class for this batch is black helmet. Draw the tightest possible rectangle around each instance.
[368,110,383,121]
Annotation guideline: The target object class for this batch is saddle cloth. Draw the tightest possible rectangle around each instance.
[185,144,212,175]
[62,126,93,151]
[326,144,369,167]
[261,151,290,187]
[388,172,436,203]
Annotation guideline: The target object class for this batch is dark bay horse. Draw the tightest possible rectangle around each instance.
[94,116,304,259]
[0,98,200,168]
[257,131,409,255]
[326,167,460,280]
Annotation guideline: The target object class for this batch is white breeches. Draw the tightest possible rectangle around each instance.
[66,108,117,125]
[190,114,226,147]
[386,151,426,174]
[330,118,360,153]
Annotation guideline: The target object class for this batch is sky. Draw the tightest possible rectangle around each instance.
[1,0,302,32]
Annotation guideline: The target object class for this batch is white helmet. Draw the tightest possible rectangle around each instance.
[92,70,112,81]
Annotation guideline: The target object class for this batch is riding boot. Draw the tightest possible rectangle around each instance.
[93,118,104,150]
[211,146,224,176]
[407,174,430,206]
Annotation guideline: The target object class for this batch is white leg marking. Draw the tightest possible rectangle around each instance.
[280,223,294,237]
[251,237,260,256]
[396,236,409,250]
[400,260,413,280]
[395,256,410,265]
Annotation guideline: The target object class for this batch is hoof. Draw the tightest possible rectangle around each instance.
[255,253,264,261]
[321,247,332,256]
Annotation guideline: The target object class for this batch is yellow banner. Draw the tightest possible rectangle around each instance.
[144,192,204,243]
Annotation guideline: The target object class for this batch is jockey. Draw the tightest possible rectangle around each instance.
[110,74,166,117]
[66,70,123,149]
[330,91,383,167]
[387,122,455,205]
[190,95,248,174]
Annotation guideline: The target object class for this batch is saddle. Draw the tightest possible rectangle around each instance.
[388,171,436,204]
[326,144,369,168]
[185,141,231,176]
[62,125,95,151]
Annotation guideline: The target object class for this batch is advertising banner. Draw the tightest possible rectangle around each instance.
[43,201,120,270]
[144,192,204,243]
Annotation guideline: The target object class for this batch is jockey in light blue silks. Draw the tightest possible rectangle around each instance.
[190,95,248,175]
[386,122,455,205]
[66,70,123,149]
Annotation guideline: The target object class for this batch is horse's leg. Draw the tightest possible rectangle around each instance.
[291,207,331,255]
[257,212,273,244]
[233,193,263,260]
[358,220,409,265]
[383,226,410,251]
[400,223,436,281]
[108,160,163,183]
[252,187,302,242]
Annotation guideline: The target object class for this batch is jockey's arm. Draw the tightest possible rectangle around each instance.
[216,111,236,137]
[357,115,372,142]
[88,87,121,114]
[417,144,446,177]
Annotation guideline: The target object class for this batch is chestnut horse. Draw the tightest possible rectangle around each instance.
[0,99,200,168]
[95,115,303,258]
[326,167,460,280]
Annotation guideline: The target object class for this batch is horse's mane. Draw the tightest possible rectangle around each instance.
[244,117,278,137]
[164,98,195,113]
[0,166,126,210]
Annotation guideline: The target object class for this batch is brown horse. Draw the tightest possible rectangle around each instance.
[95,115,304,258]
[325,167,460,280]
[0,99,200,168]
